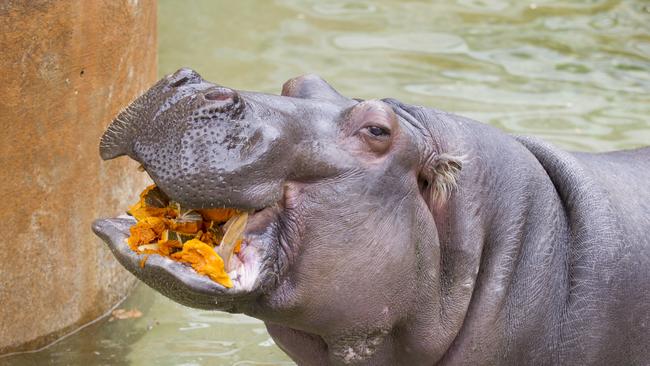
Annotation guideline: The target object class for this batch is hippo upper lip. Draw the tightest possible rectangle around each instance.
[138,167,274,212]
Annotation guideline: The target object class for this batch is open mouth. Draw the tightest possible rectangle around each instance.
[92,168,287,300]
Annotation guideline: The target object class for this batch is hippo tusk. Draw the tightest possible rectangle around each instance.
[216,212,248,272]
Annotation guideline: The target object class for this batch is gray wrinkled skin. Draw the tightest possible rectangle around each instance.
[93,68,650,365]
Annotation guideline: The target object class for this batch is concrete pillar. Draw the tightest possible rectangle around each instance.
[0,0,157,354]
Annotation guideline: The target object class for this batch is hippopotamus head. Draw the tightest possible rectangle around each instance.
[93,68,464,362]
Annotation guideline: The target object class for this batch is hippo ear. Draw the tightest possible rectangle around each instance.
[419,153,463,208]
[281,74,348,103]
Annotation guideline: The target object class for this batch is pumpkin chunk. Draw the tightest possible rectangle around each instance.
[171,239,233,288]
[198,208,240,223]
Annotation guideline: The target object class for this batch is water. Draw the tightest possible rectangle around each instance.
[1,284,292,365]
[3,0,648,365]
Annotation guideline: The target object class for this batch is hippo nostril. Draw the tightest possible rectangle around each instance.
[202,88,245,117]
[170,76,189,88]
[204,88,237,103]
[168,67,202,87]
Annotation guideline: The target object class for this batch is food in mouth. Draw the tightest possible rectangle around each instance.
[125,184,248,288]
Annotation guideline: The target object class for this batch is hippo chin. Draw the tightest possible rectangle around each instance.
[93,68,650,365]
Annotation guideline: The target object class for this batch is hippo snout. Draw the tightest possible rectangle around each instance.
[99,68,352,210]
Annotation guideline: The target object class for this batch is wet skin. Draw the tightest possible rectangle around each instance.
[93,68,650,365]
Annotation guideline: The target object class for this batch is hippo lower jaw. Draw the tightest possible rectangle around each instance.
[92,182,289,310]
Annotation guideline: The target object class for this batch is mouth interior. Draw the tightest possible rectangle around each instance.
[225,205,278,290]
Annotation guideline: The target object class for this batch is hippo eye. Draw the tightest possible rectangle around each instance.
[366,126,390,137]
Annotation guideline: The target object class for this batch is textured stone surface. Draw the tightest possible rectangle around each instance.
[0,0,156,354]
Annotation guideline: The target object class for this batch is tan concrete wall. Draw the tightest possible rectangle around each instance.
[0,0,157,354]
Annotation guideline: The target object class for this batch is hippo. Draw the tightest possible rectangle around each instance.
[92,68,650,365]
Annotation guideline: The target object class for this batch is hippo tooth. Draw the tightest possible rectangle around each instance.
[216,212,248,272]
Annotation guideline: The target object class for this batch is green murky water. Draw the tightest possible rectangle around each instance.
[3,0,649,365]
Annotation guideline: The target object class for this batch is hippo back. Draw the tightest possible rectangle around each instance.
[516,136,650,364]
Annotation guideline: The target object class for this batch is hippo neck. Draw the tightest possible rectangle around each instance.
[391,101,572,364]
